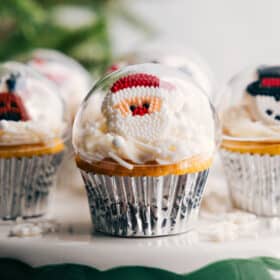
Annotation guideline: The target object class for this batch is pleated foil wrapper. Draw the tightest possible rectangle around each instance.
[0,152,64,220]
[221,149,280,216]
[80,170,209,237]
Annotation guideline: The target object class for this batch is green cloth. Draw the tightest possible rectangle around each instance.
[0,257,280,280]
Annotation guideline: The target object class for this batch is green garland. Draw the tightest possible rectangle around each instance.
[0,0,150,75]
[1,257,280,280]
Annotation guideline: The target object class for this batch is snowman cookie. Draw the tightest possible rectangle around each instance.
[102,73,175,142]
[246,67,280,125]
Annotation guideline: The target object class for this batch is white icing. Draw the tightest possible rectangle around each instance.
[28,49,92,119]
[0,62,66,145]
[74,74,215,166]
[222,103,280,139]
[0,120,64,145]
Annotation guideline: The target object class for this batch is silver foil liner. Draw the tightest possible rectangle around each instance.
[221,149,280,216]
[0,152,64,220]
[80,170,209,237]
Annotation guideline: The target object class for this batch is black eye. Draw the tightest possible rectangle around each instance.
[275,115,280,121]
[130,105,136,112]
[11,102,17,108]
[0,102,5,108]
[266,109,273,116]
[143,103,150,109]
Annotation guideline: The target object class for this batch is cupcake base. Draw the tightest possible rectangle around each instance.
[0,152,64,220]
[221,149,280,216]
[80,170,209,237]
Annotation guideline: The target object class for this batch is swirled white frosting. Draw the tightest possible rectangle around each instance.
[222,99,280,139]
[0,64,66,145]
[74,78,216,167]
[28,49,92,119]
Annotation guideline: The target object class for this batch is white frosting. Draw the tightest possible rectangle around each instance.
[28,49,92,119]
[0,62,66,145]
[0,120,64,145]
[74,74,215,167]
[222,102,280,139]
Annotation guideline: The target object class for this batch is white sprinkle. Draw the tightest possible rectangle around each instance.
[108,151,134,170]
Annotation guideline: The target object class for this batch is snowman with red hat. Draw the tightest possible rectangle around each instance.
[246,66,280,125]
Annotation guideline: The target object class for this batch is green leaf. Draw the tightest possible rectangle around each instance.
[0,0,150,75]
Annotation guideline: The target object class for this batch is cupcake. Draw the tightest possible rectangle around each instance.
[109,41,215,100]
[27,49,92,121]
[73,64,218,237]
[220,65,280,216]
[0,62,66,220]
[27,49,92,191]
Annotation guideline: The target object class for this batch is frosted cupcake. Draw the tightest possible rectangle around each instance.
[73,64,218,236]
[28,49,92,190]
[220,65,280,216]
[109,42,215,100]
[0,62,66,219]
[28,49,92,121]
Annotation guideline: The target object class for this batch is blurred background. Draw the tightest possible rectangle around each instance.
[1,0,280,83]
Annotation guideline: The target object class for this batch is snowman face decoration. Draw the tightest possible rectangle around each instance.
[246,67,280,125]
[253,95,280,125]
[102,73,174,142]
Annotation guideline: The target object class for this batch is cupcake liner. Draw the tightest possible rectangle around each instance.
[221,149,280,216]
[0,152,64,220]
[80,169,209,237]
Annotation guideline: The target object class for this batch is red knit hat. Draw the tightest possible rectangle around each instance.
[111,73,160,93]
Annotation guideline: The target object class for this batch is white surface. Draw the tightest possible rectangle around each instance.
[1,182,280,274]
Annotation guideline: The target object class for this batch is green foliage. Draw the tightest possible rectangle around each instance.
[0,257,279,280]
[0,0,150,75]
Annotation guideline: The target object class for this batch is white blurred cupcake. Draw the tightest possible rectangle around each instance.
[28,49,93,191]
[0,62,67,219]
[109,41,216,101]
[220,65,280,216]
[28,49,92,121]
